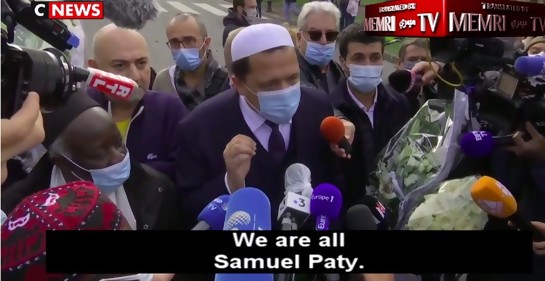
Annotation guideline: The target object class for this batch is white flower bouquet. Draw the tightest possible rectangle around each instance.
[406,175,487,230]
[371,90,470,229]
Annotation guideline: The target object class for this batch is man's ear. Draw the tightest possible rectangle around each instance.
[87,59,97,68]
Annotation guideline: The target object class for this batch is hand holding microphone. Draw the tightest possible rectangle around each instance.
[470,176,545,241]
[224,135,257,193]
[531,222,545,255]
[411,61,444,85]
[506,122,545,162]
[321,116,354,159]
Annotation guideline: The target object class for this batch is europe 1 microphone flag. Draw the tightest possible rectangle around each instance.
[310,183,342,231]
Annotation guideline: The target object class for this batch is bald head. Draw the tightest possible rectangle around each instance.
[88,24,151,89]
[224,27,245,74]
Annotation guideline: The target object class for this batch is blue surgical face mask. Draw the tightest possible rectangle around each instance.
[64,152,131,194]
[403,60,419,70]
[529,51,545,57]
[304,41,335,66]
[171,43,204,71]
[347,64,383,93]
[246,82,301,124]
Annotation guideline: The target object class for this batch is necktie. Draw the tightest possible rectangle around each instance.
[265,120,286,162]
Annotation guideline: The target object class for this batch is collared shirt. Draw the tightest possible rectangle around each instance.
[346,82,378,128]
[224,96,292,192]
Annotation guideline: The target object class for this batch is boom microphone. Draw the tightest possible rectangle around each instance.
[320,116,352,154]
[388,69,422,94]
[310,183,342,231]
[459,131,515,158]
[345,205,378,230]
[192,195,230,231]
[514,56,545,77]
[223,187,271,231]
[71,0,158,29]
[72,66,145,102]
[470,176,544,241]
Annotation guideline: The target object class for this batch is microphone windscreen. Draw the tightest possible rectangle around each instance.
[388,70,414,93]
[223,188,271,230]
[215,274,273,281]
[320,116,345,144]
[284,163,312,194]
[197,195,230,230]
[459,131,494,158]
[346,205,377,230]
[514,56,545,77]
[470,176,517,219]
[310,183,343,219]
[100,0,158,29]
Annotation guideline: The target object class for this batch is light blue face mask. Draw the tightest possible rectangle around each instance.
[64,152,131,194]
[304,41,335,66]
[171,44,204,71]
[348,64,383,93]
[247,82,301,124]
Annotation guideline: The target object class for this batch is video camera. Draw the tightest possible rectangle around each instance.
[1,0,87,118]
[429,37,545,136]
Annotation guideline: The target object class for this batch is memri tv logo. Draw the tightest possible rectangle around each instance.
[32,1,104,20]
[364,0,544,37]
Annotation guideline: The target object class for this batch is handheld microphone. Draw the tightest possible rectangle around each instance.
[310,183,342,231]
[345,205,378,230]
[217,189,273,281]
[72,66,145,102]
[388,69,422,94]
[223,187,271,231]
[192,195,230,231]
[354,195,390,230]
[470,176,544,241]
[514,56,545,77]
[278,164,312,231]
[459,131,515,158]
[320,116,352,155]
[71,0,158,29]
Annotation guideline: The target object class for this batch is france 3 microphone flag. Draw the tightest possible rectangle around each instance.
[216,188,274,281]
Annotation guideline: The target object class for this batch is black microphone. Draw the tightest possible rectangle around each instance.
[388,69,422,94]
[71,0,158,29]
[353,195,390,230]
[346,205,378,230]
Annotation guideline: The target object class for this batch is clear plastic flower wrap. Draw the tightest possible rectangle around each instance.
[370,90,470,229]
[406,175,488,230]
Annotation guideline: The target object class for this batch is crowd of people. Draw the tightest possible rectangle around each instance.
[1,0,545,281]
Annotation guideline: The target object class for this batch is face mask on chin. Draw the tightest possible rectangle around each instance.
[62,151,131,194]
[244,82,301,124]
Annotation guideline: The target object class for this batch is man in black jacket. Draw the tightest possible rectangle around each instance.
[1,93,178,231]
[330,23,412,208]
[222,0,256,46]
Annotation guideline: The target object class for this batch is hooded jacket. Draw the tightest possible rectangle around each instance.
[222,8,250,46]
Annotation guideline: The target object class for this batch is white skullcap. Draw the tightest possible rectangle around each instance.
[231,23,294,62]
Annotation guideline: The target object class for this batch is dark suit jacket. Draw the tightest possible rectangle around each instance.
[330,78,412,208]
[174,87,344,230]
[1,156,179,230]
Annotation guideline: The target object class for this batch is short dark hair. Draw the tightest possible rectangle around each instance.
[233,0,245,8]
[338,23,385,59]
[231,46,289,81]
[398,38,427,61]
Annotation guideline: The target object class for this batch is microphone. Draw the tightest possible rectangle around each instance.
[459,131,515,158]
[72,66,145,102]
[217,189,273,281]
[470,176,544,241]
[345,205,378,230]
[223,187,271,231]
[514,56,545,77]
[388,69,422,94]
[353,195,390,230]
[71,0,158,29]
[310,183,343,231]
[192,195,230,231]
[278,164,312,231]
[320,116,352,155]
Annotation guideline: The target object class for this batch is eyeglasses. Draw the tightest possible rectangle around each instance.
[305,30,339,42]
[166,36,204,49]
